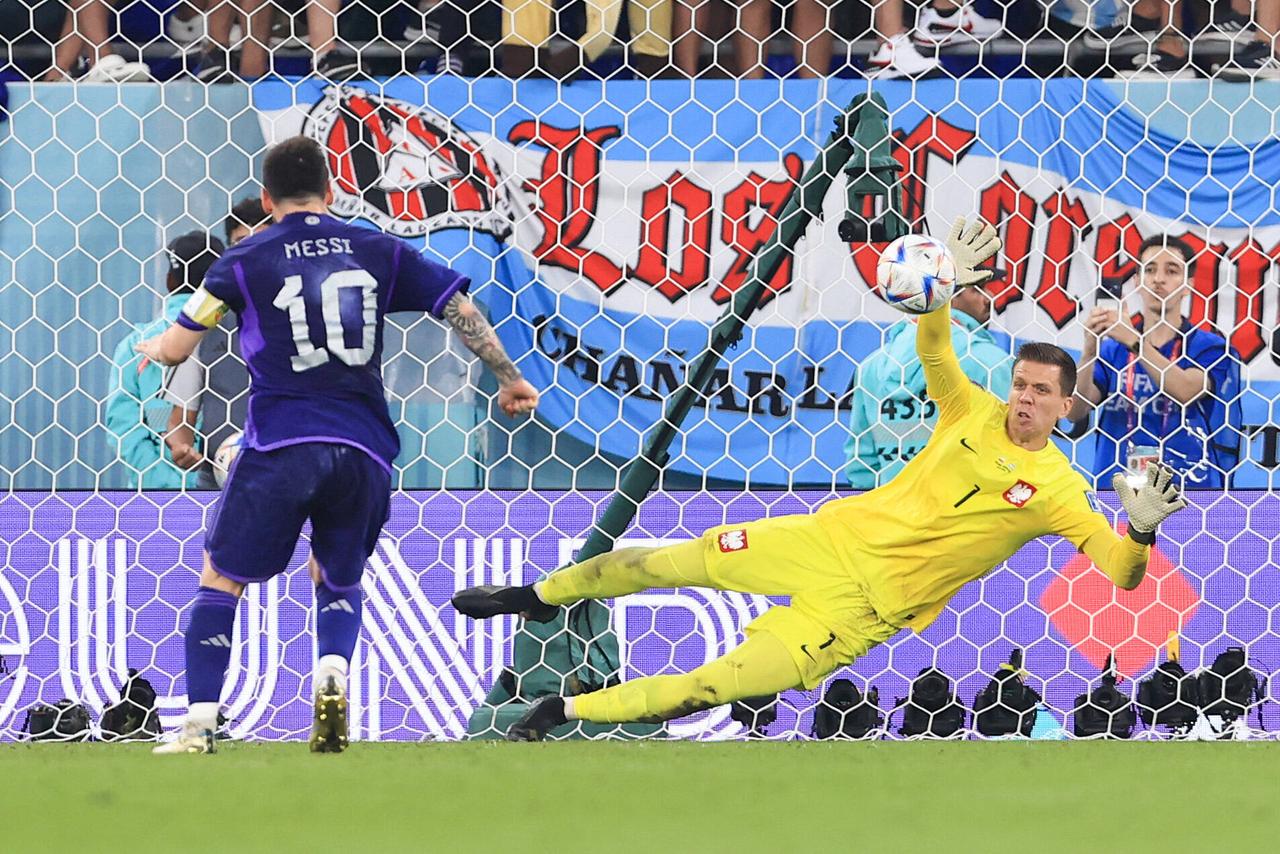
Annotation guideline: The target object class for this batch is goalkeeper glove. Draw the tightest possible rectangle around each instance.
[946,216,1002,288]
[1112,463,1188,543]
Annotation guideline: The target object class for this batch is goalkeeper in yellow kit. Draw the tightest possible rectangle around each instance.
[453,218,1189,741]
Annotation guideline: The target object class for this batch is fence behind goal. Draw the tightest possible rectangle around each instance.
[1,16,1279,739]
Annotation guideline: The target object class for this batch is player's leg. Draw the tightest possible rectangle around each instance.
[506,579,901,740]
[305,445,393,754]
[451,539,712,621]
[507,624,804,740]
[454,513,838,621]
[305,557,356,754]
[151,556,245,754]
[154,447,309,755]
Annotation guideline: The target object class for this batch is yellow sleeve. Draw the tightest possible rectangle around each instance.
[180,286,229,329]
[1047,485,1150,590]
[915,303,974,427]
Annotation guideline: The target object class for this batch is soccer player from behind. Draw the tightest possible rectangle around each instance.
[137,136,539,754]
[453,219,1188,741]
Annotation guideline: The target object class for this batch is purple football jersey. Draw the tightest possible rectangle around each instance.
[179,212,468,471]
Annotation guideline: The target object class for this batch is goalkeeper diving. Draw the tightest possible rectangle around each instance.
[453,218,1189,741]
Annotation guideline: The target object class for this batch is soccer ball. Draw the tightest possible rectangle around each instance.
[876,234,957,315]
[212,431,243,488]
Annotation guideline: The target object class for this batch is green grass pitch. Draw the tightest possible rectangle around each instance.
[2,740,1274,852]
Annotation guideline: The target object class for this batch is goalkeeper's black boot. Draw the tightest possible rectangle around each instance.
[506,697,569,742]
[451,585,559,623]
[309,675,349,754]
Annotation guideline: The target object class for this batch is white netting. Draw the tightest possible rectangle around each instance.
[1,1,1278,742]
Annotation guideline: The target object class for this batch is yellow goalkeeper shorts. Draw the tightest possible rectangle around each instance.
[701,514,900,689]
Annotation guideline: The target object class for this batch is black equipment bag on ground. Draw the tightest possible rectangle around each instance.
[1072,654,1136,739]
[812,678,882,740]
[972,649,1041,737]
[1137,658,1201,731]
[1196,647,1266,727]
[898,668,966,738]
[23,699,92,741]
[729,694,778,738]
[100,668,161,741]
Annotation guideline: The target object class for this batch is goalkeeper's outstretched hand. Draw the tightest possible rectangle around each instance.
[946,217,1002,288]
[1112,463,1188,535]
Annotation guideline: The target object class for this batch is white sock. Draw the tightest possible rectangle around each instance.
[187,702,219,732]
[314,654,349,695]
[562,696,578,721]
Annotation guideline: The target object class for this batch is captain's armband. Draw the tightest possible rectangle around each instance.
[180,286,229,329]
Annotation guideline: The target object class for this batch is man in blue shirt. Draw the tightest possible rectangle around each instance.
[161,196,271,487]
[105,231,224,488]
[138,136,539,755]
[845,285,1012,488]
[1071,235,1243,490]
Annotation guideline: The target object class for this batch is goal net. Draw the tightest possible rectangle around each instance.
[1,2,1277,741]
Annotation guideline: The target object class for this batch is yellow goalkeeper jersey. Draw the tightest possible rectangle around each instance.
[817,305,1149,632]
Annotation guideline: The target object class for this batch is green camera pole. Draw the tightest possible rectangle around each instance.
[468,91,909,736]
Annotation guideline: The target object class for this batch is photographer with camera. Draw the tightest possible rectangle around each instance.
[1070,236,1244,490]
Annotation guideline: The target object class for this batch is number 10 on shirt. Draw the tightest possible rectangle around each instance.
[274,268,378,372]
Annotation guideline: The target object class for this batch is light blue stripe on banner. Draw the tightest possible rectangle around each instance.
[254,77,1280,228]
[875,79,1280,229]
[1106,79,1280,146]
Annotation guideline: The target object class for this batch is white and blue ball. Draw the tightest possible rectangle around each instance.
[876,234,957,315]
[212,430,243,488]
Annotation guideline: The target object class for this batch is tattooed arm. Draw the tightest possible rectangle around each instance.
[444,291,520,382]
[443,292,539,416]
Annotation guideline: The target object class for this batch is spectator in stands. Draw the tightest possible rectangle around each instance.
[191,0,358,80]
[1123,0,1193,78]
[163,197,269,487]
[850,0,941,78]
[408,0,499,74]
[731,0,831,76]
[912,1,1004,50]
[192,0,276,80]
[731,0,939,78]
[0,0,61,74]
[1070,236,1244,490]
[1218,0,1280,78]
[1073,0,1260,78]
[1073,0,1261,67]
[106,231,224,488]
[501,0,673,78]
[1074,0,1161,49]
[166,0,207,47]
[223,194,271,245]
[1203,0,1261,44]
[299,0,363,77]
[845,286,1012,488]
[40,0,150,81]
[672,0,730,74]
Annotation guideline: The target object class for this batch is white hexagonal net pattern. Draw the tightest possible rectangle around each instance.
[1,1,1277,742]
